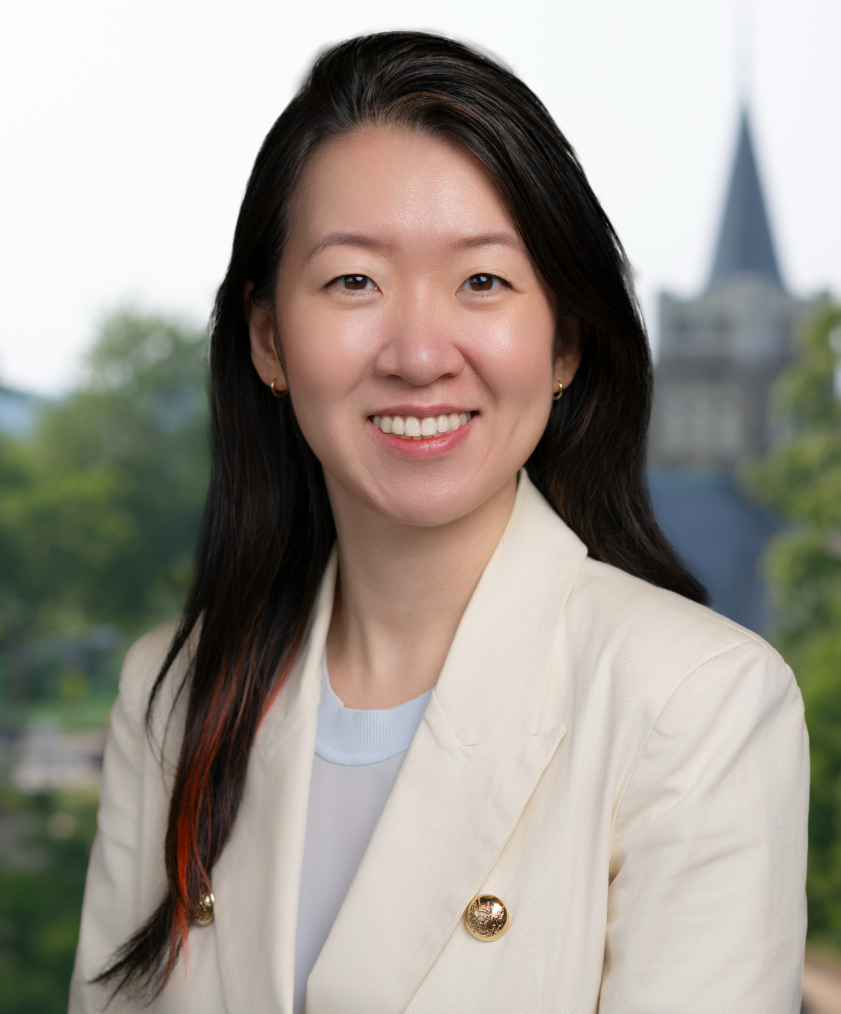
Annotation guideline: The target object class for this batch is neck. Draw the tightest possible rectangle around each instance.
[325,474,518,709]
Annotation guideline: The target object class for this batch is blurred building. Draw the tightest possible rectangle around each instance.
[648,110,816,632]
[8,727,106,793]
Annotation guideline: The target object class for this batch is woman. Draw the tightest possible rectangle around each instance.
[70,32,808,1013]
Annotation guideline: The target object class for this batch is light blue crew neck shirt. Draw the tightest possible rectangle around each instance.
[293,655,432,1014]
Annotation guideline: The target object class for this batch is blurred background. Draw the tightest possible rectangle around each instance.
[1,0,839,1010]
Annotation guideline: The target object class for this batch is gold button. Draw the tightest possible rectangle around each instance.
[195,891,215,927]
[464,895,510,941]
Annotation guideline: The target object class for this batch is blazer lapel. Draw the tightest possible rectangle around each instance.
[211,552,338,1014]
[307,475,587,1013]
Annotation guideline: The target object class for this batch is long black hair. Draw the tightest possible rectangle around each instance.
[96,30,706,1002]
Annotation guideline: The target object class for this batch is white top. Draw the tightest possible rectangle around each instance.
[293,656,432,1014]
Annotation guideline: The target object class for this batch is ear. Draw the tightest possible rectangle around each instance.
[553,316,584,389]
[246,282,288,393]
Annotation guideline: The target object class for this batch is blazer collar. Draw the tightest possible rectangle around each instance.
[310,474,587,1012]
[433,471,588,744]
[211,473,587,1014]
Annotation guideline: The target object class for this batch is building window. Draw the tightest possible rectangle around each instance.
[660,381,744,461]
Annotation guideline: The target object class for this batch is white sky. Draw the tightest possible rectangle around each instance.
[1,0,839,395]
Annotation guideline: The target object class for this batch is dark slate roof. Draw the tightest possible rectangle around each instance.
[647,471,779,633]
[708,110,783,289]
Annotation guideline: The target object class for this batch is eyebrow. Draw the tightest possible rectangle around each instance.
[454,232,521,253]
[305,230,521,261]
[306,232,392,261]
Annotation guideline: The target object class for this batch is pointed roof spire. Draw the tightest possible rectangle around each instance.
[709,110,783,289]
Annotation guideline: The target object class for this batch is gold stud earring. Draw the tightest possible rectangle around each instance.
[553,379,564,401]
[270,378,288,399]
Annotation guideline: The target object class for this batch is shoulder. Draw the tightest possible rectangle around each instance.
[102,618,195,788]
[509,474,793,719]
[116,618,190,724]
[573,555,762,651]
[562,555,794,722]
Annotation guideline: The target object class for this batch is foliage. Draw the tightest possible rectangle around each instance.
[0,310,209,713]
[0,787,99,1014]
[0,310,209,1007]
[745,299,841,945]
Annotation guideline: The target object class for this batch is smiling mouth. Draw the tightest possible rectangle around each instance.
[371,412,473,440]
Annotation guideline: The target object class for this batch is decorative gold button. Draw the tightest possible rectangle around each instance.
[464,895,510,941]
[195,891,215,927]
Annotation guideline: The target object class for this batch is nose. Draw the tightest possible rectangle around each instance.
[373,289,466,387]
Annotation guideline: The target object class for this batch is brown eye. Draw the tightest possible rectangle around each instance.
[342,275,370,290]
[468,274,494,291]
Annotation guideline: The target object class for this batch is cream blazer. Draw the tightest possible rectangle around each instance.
[70,474,809,1013]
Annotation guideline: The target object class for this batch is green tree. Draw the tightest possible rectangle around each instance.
[746,299,841,945]
[0,311,209,1010]
[0,788,98,1014]
[0,310,209,711]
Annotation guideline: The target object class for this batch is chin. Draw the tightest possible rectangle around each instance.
[364,471,509,529]
[323,453,520,530]
[377,500,475,529]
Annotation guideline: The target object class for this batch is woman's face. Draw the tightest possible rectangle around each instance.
[249,126,580,528]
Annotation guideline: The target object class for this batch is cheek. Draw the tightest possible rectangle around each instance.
[278,300,378,409]
[275,299,386,475]
[475,303,556,408]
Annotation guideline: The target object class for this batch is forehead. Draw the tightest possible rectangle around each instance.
[288,126,518,247]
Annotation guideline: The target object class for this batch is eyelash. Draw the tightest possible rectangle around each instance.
[460,274,510,293]
[330,274,376,292]
[327,273,511,294]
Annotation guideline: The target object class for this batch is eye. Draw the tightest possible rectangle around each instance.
[332,274,376,291]
[461,274,507,292]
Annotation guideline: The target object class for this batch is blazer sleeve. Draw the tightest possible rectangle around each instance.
[68,630,174,1014]
[600,637,809,1014]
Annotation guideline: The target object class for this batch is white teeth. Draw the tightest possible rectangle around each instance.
[373,412,472,439]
